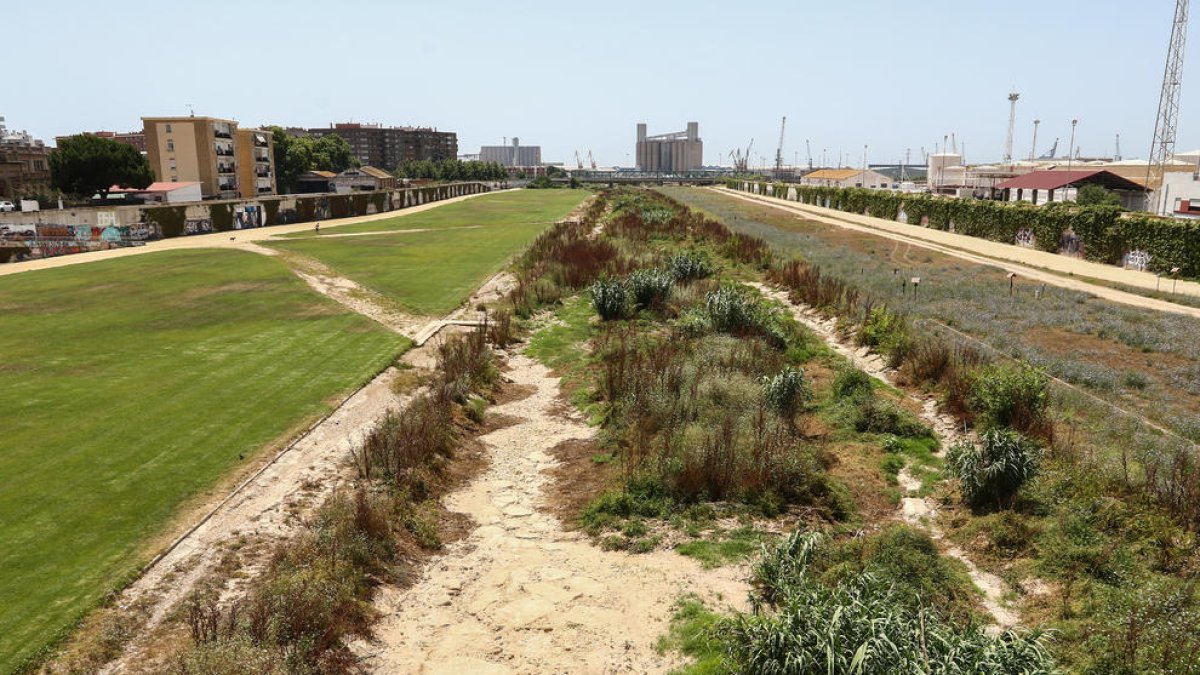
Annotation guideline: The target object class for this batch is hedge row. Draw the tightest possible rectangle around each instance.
[732,181,1200,277]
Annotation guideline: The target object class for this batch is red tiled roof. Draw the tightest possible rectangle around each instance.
[996,170,1145,191]
[110,181,201,193]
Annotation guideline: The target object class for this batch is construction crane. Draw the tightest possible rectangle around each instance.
[805,139,814,170]
[1146,0,1189,207]
[1003,92,1020,163]
[1039,138,1059,160]
[587,150,597,170]
[574,151,583,170]
[774,116,787,172]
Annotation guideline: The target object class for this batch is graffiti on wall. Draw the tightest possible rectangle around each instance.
[1060,227,1084,257]
[183,219,214,235]
[234,205,263,229]
[1015,228,1036,248]
[1123,249,1151,271]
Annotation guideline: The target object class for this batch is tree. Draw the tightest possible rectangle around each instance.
[50,134,154,199]
[267,127,359,193]
[1076,183,1122,207]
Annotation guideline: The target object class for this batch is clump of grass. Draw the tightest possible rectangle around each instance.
[947,429,1040,511]
[590,277,629,321]
[714,530,1056,674]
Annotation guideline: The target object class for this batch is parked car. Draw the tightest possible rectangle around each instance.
[0,201,15,212]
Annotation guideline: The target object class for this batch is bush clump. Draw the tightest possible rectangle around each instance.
[969,363,1050,435]
[626,268,674,310]
[725,531,1056,674]
[590,277,629,321]
[760,366,812,416]
[947,428,1040,509]
[668,252,713,281]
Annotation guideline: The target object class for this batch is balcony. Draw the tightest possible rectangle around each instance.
[217,164,235,175]
[214,129,233,139]
[254,153,270,163]
[256,169,271,177]
[215,146,234,157]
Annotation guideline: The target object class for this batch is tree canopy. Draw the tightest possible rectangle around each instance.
[49,134,154,199]
[267,127,359,193]
[1076,183,1122,207]
[395,159,508,182]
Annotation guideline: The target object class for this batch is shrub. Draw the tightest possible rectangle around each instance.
[760,366,812,416]
[626,268,674,310]
[832,367,874,399]
[947,428,1040,509]
[672,307,711,338]
[705,285,762,335]
[729,531,1057,674]
[857,304,912,367]
[970,363,1050,434]
[590,277,628,320]
[668,252,713,281]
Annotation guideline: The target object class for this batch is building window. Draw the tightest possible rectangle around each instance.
[165,123,172,133]
[169,160,176,170]
[167,140,174,152]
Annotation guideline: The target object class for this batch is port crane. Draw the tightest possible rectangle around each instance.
[774,116,787,171]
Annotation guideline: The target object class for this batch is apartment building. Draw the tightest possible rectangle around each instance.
[0,117,51,199]
[306,123,458,170]
[55,130,146,153]
[142,116,277,199]
[235,128,276,197]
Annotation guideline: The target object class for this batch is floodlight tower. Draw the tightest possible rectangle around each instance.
[1004,92,1020,164]
[1029,119,1040,161]
[1146,0,1190,209]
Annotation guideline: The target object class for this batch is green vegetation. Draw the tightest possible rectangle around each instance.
[394,158,508,181]
[282,188,587,238]
[0,249,407,673]
[269,190,588,315]
[171,328,499,671]
[267,126,358,193]
[675,526,767,569]
[665,186,1200,673]
[734,180,1198,276]
[1076,184,1122,207]
[50,133,153,199]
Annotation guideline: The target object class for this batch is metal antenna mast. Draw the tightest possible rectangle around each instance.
[774,116,787,172]
[1147,0,1190,201]
[1004,92,1020,163]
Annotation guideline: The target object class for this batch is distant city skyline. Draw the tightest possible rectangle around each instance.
[5,0,1195,167]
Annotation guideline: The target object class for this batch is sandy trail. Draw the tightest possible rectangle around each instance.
[750,282,1018,629]
[717,187,1200,318]
[363,354,748,674]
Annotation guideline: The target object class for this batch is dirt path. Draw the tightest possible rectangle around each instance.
[750,282,1018,629]
[362,354,748,674]
[718,188,1200,319]
[0,189,514,278]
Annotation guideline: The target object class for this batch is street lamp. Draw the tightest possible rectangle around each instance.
[862,145,868,189]
[1066,119,1078,202]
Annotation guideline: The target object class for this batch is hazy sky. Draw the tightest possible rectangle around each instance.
[5,0,1194,167]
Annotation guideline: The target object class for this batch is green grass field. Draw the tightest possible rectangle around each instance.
[269,189,589,315]
[281,188,587,238]
[0,249,408,672]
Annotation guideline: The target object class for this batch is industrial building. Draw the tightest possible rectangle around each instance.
[480,138,541,168]
[799,168,896,189]
[636,122,703,172]
[306,123,457,170]
[997,170,1148,210]
[142,116,278,200]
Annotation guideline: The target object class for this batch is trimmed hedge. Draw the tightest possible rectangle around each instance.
[731,181,1200,276]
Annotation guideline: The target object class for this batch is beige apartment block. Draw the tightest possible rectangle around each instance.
[143,116,277,199]
[235,128,276,198]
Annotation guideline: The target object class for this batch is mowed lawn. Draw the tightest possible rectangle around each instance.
[281,188,588,238]
[269,189,589,315]
[0,249,407,672]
